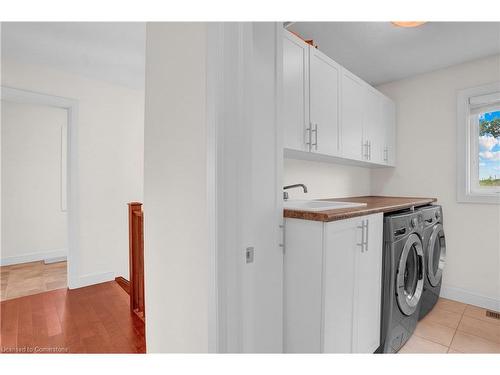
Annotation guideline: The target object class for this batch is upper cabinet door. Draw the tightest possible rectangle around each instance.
[382,96,396,166]
[364,88,385,164]
[341,69,365,161]
[309,47,341,156]
[283,30,310,151]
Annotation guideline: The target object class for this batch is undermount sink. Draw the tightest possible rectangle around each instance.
[283,199,367,212]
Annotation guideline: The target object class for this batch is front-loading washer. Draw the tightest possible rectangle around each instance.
[379,209,425,353]
[416,205,446,320]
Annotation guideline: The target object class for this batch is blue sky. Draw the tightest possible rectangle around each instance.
[478,110,500,180]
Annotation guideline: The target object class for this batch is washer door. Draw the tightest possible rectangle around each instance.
[427,224,446,287]
[396,234,424,316]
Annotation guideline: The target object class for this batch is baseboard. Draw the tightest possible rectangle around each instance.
[440,284,500,311]
[0,249,67,266]
[115,276,130,294]
[44,256,67,264]
[69,271,115,290]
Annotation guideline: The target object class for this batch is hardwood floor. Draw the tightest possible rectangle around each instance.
[0,281,145,353]
[1,261,67,301]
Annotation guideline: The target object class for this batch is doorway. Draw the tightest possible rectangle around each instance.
[1,87,78,300]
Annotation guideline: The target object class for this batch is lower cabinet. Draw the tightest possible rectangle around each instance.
[284,213,383,353]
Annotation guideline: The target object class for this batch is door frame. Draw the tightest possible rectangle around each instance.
[1,86,80,289]
[206,22,284,353]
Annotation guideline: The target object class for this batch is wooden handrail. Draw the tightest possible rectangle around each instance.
[128,202,145,322]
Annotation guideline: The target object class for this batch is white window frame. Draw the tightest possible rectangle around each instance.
[457,82,500,204]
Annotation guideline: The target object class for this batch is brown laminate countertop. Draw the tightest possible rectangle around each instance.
[283,196,437,222]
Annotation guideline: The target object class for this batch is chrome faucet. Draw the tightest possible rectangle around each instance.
[283,184,308,200]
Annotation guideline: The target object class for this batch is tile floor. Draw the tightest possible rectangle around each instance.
[399,297,500,353]
[0,261,67,301]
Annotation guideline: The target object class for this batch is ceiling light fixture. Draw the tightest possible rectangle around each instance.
[391,21,427,28]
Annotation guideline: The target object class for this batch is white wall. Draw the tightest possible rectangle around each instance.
[284,158,371,199]
[143,23,209,353]
[1,101,67,264]
[372,55,500,309]
[144,22,284,354]
[1,59,144,285]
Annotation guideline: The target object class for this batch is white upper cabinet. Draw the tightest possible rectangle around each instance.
[382,95,396,166]
[340,69,365,161]
[364,87,385,164]
[309,48,341,156]
[283,28,396,167]
[283,30,309,151]
[364,88,396,165]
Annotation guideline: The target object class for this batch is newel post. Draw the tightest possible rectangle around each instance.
[128,202,145,321]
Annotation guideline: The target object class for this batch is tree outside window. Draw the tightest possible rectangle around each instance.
[478,110,500,187]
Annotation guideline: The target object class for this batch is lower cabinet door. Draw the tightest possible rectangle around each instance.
[322,214,383,353]
[322,218,362,352]
[354,214,383,353]
[284,219,324,353]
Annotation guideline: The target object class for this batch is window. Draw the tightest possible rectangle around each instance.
[457,83,500,204]
[477,110,500,187]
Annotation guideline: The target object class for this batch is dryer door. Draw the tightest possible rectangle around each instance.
[396,234,424,316]
[427,224,446,287]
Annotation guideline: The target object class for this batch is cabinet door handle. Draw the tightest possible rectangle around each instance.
[279,223,285,254]
[356,220,369,252]
[315,124,318,151]
[356,221,365,250]
[311,123,318,151]
[364,220,369,252]
[363,141,369,160]
[305,123,312,152]
[368,141,371,160]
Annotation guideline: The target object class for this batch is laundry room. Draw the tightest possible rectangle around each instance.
[283,22,500,353]
[281,22,500,354]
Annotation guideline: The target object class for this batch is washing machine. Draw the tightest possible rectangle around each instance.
[379,209,425,353]
[416,205,446,320]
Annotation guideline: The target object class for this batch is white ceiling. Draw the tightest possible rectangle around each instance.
[1,22,146,89]
[3,22,499,89]
[289,22,500,85]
